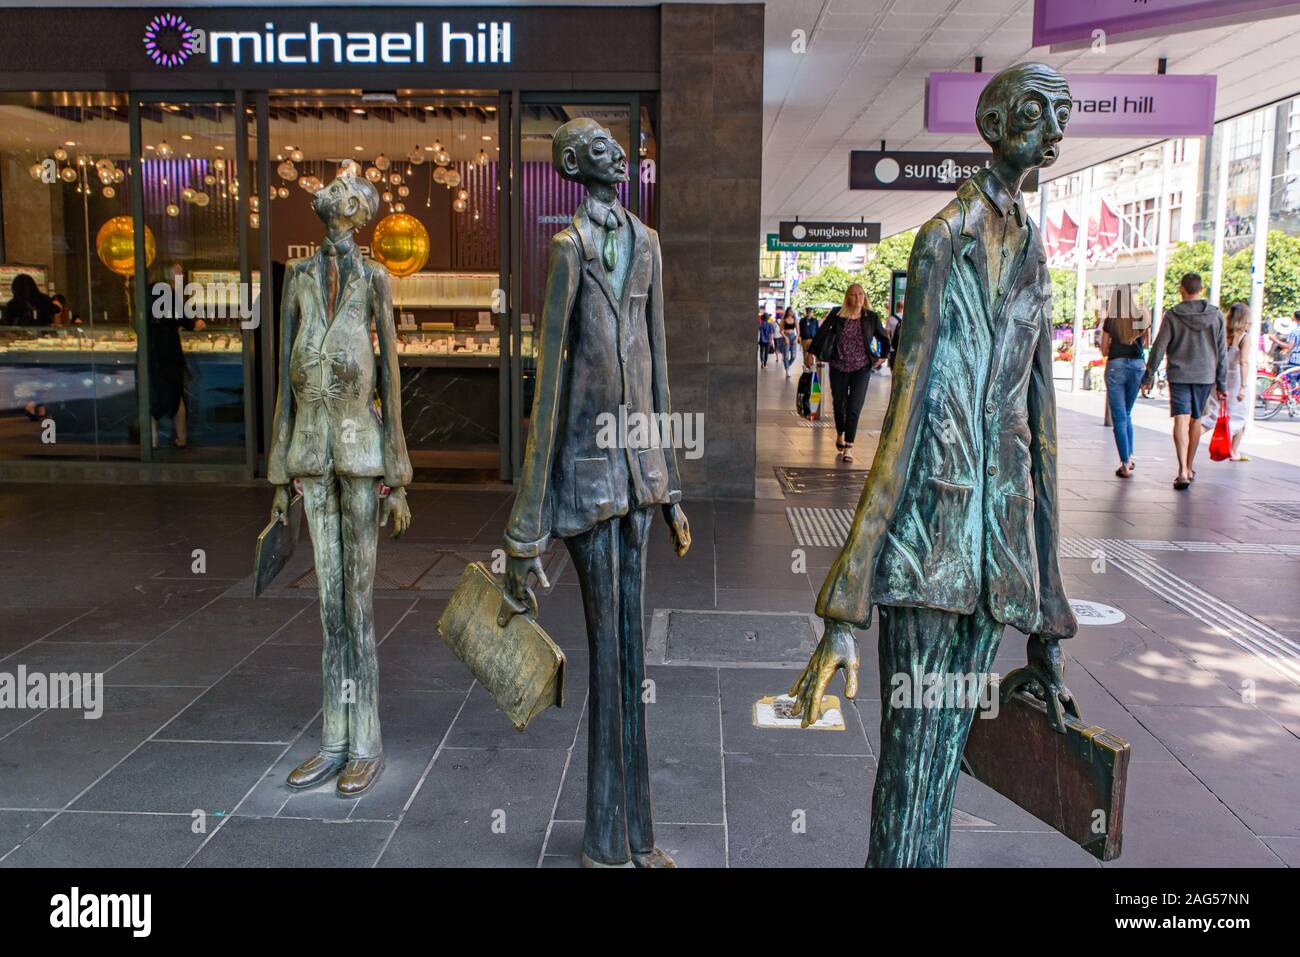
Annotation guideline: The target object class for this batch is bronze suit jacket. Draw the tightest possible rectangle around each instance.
[267,243,412,488]
[817,170,1076,640]
[505,202,682,558]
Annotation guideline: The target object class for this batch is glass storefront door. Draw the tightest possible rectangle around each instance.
[261,92,505,480]
[134,96,251,464]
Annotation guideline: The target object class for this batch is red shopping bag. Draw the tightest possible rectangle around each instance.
[1209,411,1232,461]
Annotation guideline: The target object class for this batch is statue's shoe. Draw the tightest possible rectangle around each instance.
[632,847,677,869]
[337,756,384,797]
[286,752,346,789]
[579,852,635,869]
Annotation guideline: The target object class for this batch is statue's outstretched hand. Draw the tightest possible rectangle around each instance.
[664,503,691,557]
[380,487,411,539]
[789,618,859,728]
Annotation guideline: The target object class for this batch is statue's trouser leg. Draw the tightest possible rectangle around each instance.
[339,476,381,760]
[301,475,348,758]
[565,510,653,865]
[618,507,654,855]
[868,602,1004,867]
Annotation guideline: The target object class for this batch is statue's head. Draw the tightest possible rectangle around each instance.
[312,174,380,231]
[975,63,1071,176]
[552,117,628,187]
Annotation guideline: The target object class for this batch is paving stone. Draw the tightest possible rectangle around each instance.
[378,747,566,867]
[723,751,872,868]
[71,741,285,815]
[0,811,208,868]
[190,816,394,868]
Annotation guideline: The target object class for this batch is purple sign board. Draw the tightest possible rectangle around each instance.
[925,72,1217,138]
[1033,0,1300,49]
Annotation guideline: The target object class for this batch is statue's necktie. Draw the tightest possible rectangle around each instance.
[325,246,340,314]
[602,210,618,273]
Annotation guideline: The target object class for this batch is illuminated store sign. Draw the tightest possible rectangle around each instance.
[926,72,1217,137]
[144,13,512,67]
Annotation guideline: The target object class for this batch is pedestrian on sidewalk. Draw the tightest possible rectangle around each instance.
[1100,287,1148,478]
[1202,301,1253,462]
[781,306,799,377]
[1141,272,1227,491]
[807,282,890,463]
[799,306,820,356]
[757,310,775,368]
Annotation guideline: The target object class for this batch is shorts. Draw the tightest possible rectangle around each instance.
[1169,382,1212,418]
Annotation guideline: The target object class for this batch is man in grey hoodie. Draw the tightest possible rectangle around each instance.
[1142,272,1227,490]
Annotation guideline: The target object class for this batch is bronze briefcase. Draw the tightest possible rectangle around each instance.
[437,562,565,732]
[252,493,303,598]
[962,683,1130,861]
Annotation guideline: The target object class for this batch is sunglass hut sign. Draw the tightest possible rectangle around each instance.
[143,13,511,68]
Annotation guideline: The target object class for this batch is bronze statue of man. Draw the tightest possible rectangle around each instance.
[267,173,412,797]
[503,118,690,868]
[790,63,1079,866]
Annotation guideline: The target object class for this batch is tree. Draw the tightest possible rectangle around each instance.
[791,230,917,314]
[792,264,854,311]
[859,230,915,313]
[1049,269,1076,328]
[1140,232,1300,317]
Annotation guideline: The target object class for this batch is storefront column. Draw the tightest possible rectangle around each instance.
[659,3,764,498]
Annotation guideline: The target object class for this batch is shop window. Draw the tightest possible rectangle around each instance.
[0,93,136,463]
[516,101,636,463]
[138,100,250,462]
[265,95,503,476]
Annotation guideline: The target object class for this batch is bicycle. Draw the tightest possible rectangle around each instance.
[1255,365,1300,419]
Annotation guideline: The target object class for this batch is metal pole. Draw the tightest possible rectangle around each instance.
[1072,169,1091,392]
[1210,128,1231,306]
[1151,140,1173,337]
[1243,106,1277,439]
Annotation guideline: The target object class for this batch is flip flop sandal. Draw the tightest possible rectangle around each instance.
[1115,466,1130,478]
[1173,478,1190,490]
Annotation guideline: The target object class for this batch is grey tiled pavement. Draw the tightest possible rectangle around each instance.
[1,364,1298,867]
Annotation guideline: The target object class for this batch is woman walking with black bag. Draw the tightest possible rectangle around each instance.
[808,283,890,463]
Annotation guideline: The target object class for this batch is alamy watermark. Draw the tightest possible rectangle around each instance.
[0,667,104,719]
[151,276,260,329]
[595,404,704,460]
[888,670,999,719]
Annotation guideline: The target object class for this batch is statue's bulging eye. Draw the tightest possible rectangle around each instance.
[1022,101,1042,121]
[1056,107,1071,126]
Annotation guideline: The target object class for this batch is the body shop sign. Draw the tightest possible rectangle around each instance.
[143,11,511,67]
[926,72,1217,137]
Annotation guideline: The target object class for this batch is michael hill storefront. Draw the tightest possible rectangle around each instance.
[0,4,763,498]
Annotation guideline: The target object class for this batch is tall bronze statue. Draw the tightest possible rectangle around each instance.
[790,63,1079,866]
[267,173,412,797]
[503,118,690,868]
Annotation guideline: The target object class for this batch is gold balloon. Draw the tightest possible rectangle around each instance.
[95,215,156,277]
[370,213,429,278]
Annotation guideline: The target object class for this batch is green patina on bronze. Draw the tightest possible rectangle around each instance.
[264,172,413,798]
[789,62,1082,867]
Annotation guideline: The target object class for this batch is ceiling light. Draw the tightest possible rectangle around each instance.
[481,135,492,141]
[354,145,364,151]
[180,133,193,141]
[352,108,366,115]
